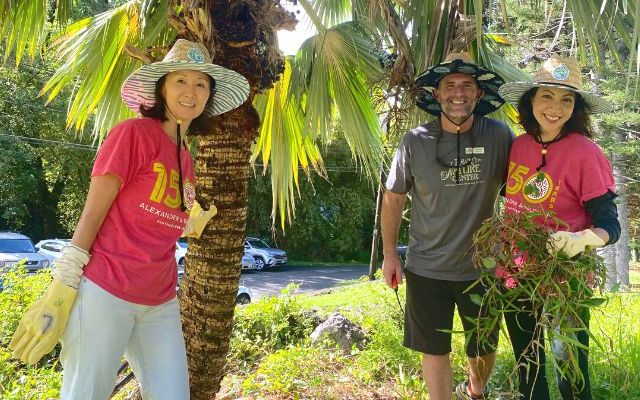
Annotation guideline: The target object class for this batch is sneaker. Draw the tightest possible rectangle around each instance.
[455,381,488,400]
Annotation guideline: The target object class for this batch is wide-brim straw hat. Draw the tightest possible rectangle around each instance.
[415,52,506,116]
[499,56,611,113]
[121,39,250,116]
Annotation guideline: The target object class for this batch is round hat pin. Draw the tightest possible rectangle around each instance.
[551,64,569,80]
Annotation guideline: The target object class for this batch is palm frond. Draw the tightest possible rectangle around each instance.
[303,0,352,27]
[40,0,173,139]
[291,22,386,179]
[1,0,46,65]
[407,0,449,73]
[253,58,324,228]
[565,0,638,73]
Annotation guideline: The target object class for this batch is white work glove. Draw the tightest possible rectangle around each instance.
[182,200,217,238]
[50,245,91,289]
[546,229,606,258]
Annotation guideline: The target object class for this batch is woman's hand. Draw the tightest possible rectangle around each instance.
[546,229,606,257]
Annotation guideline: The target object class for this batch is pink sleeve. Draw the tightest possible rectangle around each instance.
[578,143,616,203]
[92,121,144,186]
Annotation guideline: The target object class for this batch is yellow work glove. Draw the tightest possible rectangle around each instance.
[546,229,606,258]
[9,244,89,364]
[9,279,77,364]
[182,200,217,238]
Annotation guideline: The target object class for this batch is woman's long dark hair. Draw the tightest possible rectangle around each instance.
[517,87,595,138]
[139,74,217,135]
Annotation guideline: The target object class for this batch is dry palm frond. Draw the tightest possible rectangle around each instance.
[450,13,477,53]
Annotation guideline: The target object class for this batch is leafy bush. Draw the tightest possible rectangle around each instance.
[0,266,62,399]
[242,346,341,395]
[229,284,317,371]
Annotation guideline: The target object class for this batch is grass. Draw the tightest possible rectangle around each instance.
[2,264,639,399]
[224,276,640,399]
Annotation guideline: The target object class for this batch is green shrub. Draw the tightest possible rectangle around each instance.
[229,284,317,371]
[0,266,62,399]
[242,345,341,395]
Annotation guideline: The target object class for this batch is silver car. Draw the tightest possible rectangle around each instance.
[0,232,50,274]
[243,237,287,270]
[34,238,70,262]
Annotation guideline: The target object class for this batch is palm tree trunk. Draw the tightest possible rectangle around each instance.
[168,0,293,397]
[179,103,259,398]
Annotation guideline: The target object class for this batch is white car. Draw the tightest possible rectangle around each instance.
[178,241,255,271]
[34,238,70,262]
[36,239,188,269]
[1,233,50,273]
[176,241,187,269]
[241,252,257,270]
[176,268,252,304]
[236,285,252,304]
[243,237,287,270]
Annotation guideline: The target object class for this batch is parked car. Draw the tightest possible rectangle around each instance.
[1,232,50,275]
[175,240,255,271]
[244,237,287,270]
[235,285,252,304]
[397,244,408,261]
[176,240,187,269]
[241,252,257,270]
[176,268,252,304]
[35,238,70,262]
[36,238,188,270]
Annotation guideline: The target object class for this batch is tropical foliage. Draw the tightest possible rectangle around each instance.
[0,54,94,238]
[248,134,377,262]
[1,0,638,398]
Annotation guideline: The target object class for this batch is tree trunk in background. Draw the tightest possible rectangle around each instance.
[369,181,384,280]
[613,130,630,287]
[603,130,616,289]
[603,244,617,290]
[179,103,259,398]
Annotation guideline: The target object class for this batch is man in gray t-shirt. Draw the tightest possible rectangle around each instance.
[381,52,514,400]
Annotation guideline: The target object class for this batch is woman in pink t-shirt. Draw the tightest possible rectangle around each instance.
[9,40,249,399]
[497,56,620,400]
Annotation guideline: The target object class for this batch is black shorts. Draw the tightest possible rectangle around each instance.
[403,269,499,357]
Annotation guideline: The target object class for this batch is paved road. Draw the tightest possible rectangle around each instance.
[238,263,371,300]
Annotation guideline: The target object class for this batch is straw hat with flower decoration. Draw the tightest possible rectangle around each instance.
[499,55,611,114]
[415,52,507,116]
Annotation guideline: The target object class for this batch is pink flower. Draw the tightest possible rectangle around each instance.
[504,276,518,289]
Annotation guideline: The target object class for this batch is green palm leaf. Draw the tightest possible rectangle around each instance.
[291,22,385,179]
[253,58,324,228]
[40,0,173,138]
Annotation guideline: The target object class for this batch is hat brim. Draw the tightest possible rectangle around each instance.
[498,82,611,114]
[121,62,250,116]
[415,60,506,116]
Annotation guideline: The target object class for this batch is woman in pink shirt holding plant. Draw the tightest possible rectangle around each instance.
[498,56,620,400]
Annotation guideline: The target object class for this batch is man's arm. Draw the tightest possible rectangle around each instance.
[381,190,407,288]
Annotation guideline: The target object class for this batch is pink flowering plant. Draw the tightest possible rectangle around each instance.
[469,210,607,394]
